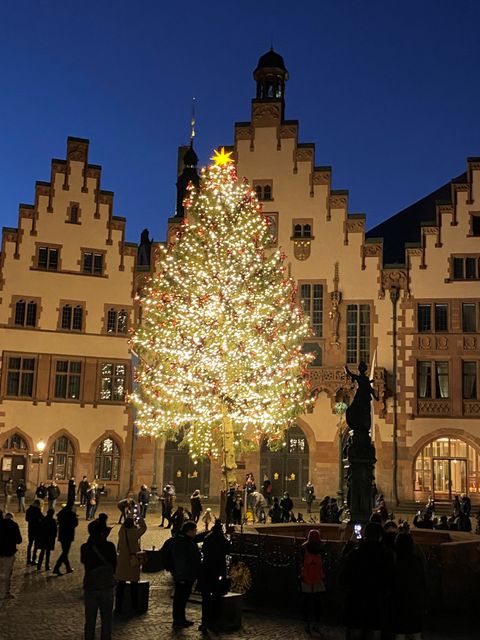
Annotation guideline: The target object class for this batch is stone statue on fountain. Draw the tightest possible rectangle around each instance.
[343,362,378,523]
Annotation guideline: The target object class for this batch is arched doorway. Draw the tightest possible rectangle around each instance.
[2,434,28,484]
[260,425,309,499]
[163,439,211,498]
[414,435,480,501]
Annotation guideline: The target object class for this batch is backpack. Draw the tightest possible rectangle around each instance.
[160,537,174,572]
[301,549,325,586]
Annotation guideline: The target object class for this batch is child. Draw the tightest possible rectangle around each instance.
[202,507,213,531]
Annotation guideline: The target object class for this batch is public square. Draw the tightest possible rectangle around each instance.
[0,502,477,640]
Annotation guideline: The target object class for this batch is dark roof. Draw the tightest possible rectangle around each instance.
[255,48,287,73]
[366,172,467,265]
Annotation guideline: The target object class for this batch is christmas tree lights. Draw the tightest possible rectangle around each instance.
[130,157,313,487]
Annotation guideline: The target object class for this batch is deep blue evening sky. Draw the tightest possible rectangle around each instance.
[1,1,479,243]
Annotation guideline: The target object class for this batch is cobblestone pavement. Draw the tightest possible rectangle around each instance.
[0,504,475,640]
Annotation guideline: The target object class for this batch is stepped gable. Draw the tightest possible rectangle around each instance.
[366,172,467,265]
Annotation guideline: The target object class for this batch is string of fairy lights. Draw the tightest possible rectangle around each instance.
[129,149,313,462]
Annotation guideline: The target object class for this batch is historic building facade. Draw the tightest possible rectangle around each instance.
[2,51,479,504]
[0,138,137,499]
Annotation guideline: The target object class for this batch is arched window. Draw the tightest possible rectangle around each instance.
[303,224,312,238]
[255,185,263,200]
[47,436,75,480]
[107,308,128,334]
[293,224,303,238]
[3,434,28,450]
[263,184,272,201]
[95,437,120,481]
[414,436,480,499]
[260,425,309,498]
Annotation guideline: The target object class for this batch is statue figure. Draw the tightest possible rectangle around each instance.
[344,362,378,434]
[329,306,340,346]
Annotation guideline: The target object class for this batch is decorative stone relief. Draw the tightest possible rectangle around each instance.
[252,103,281,124]
[235,126,253,140]
[329,195,347,208]
[312,171,330,185]
[293,239,311,261]
[417,399,451,415]
[295,148,314,162]
[346,219,364,232]
[464,400,480,416]
[435,336,448,350]
[67,142,88,162]
[279,125,297,138]
[464,336,477,350]
[418,336,432,349]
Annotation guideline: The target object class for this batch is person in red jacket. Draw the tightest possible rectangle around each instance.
[300,529,326,634]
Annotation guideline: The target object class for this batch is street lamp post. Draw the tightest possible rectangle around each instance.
[335,402,348,502]
[36,439,46,486]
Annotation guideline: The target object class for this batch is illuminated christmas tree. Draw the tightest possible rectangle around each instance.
[130,148,312,488]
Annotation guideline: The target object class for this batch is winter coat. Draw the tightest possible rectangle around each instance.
[114,518,147,582]
[25,505,44,536]
[198,530,231,594]
[16,483,26,498]
[47,485,60,501]
[78,480,89,496]
[35,485,47,500]
[190,496,202,517]
[391,546,427,634]
[0,518,22,556]
[340,540,394,630]
[37,515,57,551]
[67,480,76,504]
[57,506,79,543]
[171,532,202,583]
[138,489,150,506]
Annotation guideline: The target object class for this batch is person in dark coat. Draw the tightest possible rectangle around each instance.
[452,495,462,518]
[225,488,235,526]
[319,496,330,523]
[67,477,76,505]
[160,484,175,528]
[190,490,203,523]
[171,506,188,537]
[305,482,315,514]
[280,492,293,523]
[47,481,60,511]
[80,519,117,640]
[269,497,282,523]
[78,476,89,507]
[35,482,47,512]
[340,522,394,638]
[52,502,78,575]
[16,480,26,513]
[36,508,57,571]
[198,520,231,633]
[461,493,472,517]
[391,532,427,638]
[0,513,22,598]
[262,475,273,506]
[25,499,44,565]
[171,521,206,629]
[138,484,150,519]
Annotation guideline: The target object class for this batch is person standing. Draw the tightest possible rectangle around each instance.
[269,497,282,523]
[35,482,47,512]
[86,483,98,521]
[78,476,89,507]
[300,530,325,634]
[232,492,243,525]
[67,477,76,505]
[391,532,427,640]
[52,501,78,575]
[117,496,135,524]
[80,519,117,640]
[47,481,60,512]
[16,480,26,513]
[305,481,315,514]
[190,490,203,524]
[0,513,22,599]
[280,492,293,522]
[114,515,147,614]
[25,499,43,566]
[262,475,273,506]
[3,478,13,510]
[252,491,267,523]
[36,508,57,571]
[198,520,231,634]
[138,485,150,519]
[160,484,175,528]
[171,521,205,629]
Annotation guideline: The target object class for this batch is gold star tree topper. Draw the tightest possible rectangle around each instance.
[211,147,234,166]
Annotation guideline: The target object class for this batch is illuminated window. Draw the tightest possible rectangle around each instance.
[417,361,449,398]
[95,438,120,481]
[100,363,126,402]
[2,434,28,450]
[106,308,128,334]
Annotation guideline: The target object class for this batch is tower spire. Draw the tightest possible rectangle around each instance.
[190,97,196,143]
